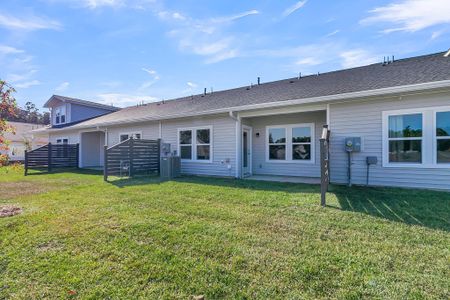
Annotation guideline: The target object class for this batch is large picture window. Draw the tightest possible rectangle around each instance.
[436,111,450,164]
[178,127,212,162]
[266,123,314,163]
[388,113,423,163]
[383,106,450,168]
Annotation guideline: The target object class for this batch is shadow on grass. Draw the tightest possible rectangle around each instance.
[25,168,103,176]
[104,174,320,193]
[330,185,450,232]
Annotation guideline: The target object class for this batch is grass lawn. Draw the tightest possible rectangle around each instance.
[0,167,449,299]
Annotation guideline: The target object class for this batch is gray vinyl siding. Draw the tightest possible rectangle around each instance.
[245,111,326,177]
[329,90,450,190]
[106,122,160,146]
[70,104,114,124]
[161,114,237,177]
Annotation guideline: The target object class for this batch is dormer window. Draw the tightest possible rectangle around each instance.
[55,106,66,124]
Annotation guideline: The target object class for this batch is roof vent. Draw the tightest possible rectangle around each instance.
[257,77,261,85]
[445,49,450,57]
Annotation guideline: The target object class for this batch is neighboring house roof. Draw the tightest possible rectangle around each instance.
[44,95,120,111]
[43,51,450,131]
[4,122,48,143]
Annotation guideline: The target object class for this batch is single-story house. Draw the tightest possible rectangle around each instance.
[1,122,48,161]
[35,50,450,190]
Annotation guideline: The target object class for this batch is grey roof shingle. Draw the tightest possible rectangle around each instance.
[44,95,120,111]
[64,51,450,129]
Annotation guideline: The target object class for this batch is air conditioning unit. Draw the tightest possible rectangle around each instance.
[160,156,181,180]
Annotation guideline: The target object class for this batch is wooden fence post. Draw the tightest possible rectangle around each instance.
[76,143,80,168]
[129,137,134,177]
[24,150,28,176]
[103,145,108,181]
[157,138,162,175]
[320,125,330,207]
[48,143,52,173]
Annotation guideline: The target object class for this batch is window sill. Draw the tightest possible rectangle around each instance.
[265,159,315,164]
[181,159,213,164]
[383,163,450,169]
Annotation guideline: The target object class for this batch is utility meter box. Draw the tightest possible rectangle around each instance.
[161,143,171,156]
[345,137,362,152]
[160,156,181,180]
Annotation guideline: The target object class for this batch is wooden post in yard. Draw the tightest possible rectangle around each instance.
[320,125,330,207]
[47,143,52,173]
[24,150,28,176]
[103,145,108,182]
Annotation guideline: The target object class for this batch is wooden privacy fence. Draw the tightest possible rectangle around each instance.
[104,138,161,181]
[24,143,79,175]
[320,125,331,207]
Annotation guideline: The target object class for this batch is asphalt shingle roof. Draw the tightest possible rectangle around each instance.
[64,51,450,129]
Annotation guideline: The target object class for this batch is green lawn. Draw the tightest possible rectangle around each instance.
[0,167,449,299]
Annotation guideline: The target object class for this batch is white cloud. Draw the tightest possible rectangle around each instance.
[187,82,197,88]
[340,49,378,68]
[361,0,450,33]
[55,81,70,91]
[6,70,37,83]
[82,0,124,9]
[158,9,258,63]
[96,93,158,107]
[295,57,321,66]
[211,10,259,23]
[0,13,62,31]
[15,80,41,89]
[282,1,307,18]
[325,30,340,37]
[138,67,160,90]
[0,45,24,55]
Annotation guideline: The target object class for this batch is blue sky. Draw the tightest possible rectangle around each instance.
[1,0,449,109]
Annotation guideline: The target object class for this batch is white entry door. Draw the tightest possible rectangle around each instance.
[242,127,252,177]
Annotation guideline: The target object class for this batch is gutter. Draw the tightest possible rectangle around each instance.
[37,79,450,133]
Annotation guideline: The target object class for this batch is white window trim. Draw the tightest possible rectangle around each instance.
[55,137,69,144]
[119,131,142,142]
[265,123,315,164]
[382,105,450,169]
[54,105,67,125]
[177,126,213,163]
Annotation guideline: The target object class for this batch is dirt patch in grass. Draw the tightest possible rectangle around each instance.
[0,205,22,217]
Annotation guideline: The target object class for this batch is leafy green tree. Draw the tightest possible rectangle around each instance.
[0,80,17,166]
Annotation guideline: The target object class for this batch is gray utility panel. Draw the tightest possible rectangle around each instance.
[160,156,181,180]
[345,137,362,152]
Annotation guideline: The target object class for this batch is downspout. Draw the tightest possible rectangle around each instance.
[159,121,162,139]
[229,111,241,178]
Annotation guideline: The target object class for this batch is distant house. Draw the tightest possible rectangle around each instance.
[35,50,450,190]
[1,122,48,161]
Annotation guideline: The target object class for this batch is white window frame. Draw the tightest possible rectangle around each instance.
[119,131,142,142]
[54,106,67,125]
[177,126,213,163]
[265,123,315,164]
[56,137,69,144]
[434,108,450,166]
[382,106,450,168]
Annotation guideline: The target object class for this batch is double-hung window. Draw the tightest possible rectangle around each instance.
[178,127,212,162]
[55,106,66,124]
[387,113,423,163]
[267,123,314,163]
[436,111,450,164]
[383,107,450,167]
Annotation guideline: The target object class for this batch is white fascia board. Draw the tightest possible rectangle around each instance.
[38,80,450,133]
